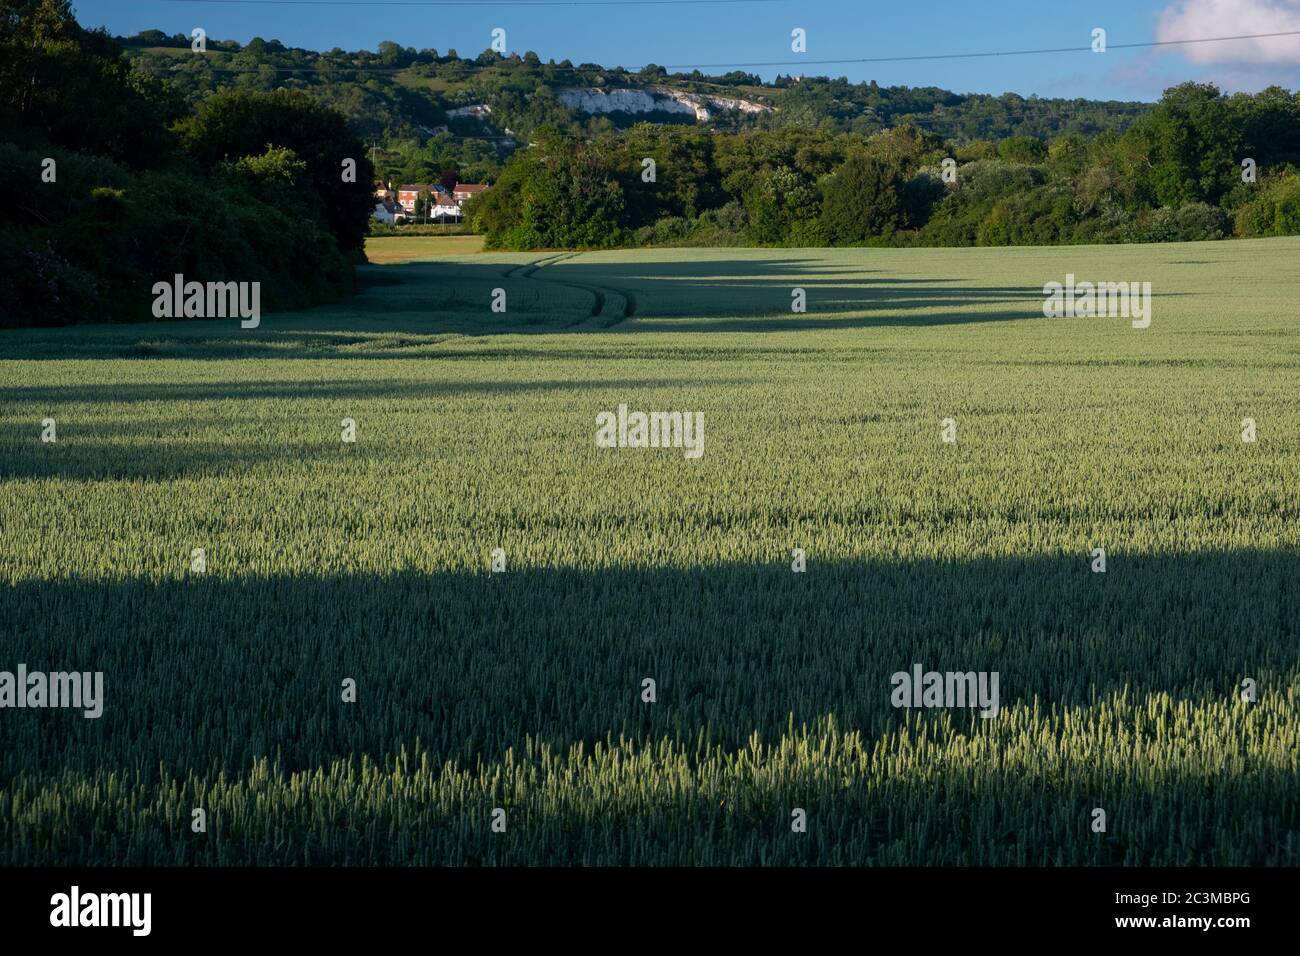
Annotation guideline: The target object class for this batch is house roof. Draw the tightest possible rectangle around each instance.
[453,183,488,194]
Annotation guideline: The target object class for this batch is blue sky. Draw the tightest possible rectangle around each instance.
[74,0,1300,101]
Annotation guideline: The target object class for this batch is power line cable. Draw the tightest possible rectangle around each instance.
[660,30,1300,69]
[128,29,1300,74]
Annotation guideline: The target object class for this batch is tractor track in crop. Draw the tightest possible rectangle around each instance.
[511,253,638,328]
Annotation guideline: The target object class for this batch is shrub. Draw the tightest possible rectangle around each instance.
[1234,172,1300,237]
[997,135,1048,164]
[1123,202,1229,242]
[634,215,692,247]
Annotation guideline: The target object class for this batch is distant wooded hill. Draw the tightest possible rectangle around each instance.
[117,32,1155,149]
[111,32,1300,255]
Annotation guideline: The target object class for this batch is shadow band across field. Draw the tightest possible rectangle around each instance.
[1,551,1297,865]
[0,258,1112,360]
[0,252,1200,358]
[348,255,1188,335]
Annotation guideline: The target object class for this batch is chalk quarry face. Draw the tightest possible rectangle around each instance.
[556,86,772,122]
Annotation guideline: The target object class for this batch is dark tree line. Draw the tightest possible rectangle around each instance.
[469,86,1300,250]
[0,0,375,327]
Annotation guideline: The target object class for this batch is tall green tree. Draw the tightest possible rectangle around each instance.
[177,89,375,250]
[820,153,911,243]
[0,0,180,165]
[472,131,626,249]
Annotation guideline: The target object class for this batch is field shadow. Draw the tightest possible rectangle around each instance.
[0,375,758,480]
[2,549,1294,778]
[360,257,1050,334]
[0,255,1188,359]
[3,549,1295,864]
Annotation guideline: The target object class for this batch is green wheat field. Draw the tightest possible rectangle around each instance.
[2,237,1298,865]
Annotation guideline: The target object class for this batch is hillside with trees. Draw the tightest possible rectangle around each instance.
[114,31,1156,189]
[109,27,1300,253]
[468,86,1300,250]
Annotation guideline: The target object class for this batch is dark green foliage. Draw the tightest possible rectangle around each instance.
[997,135,1048,164]
[472,132,627,249]
[1122,202,1230,243]
[820,154,911,243]
[177,89,375,251]
[88,18,1300,253]
[0,0,369,327]
[0,143,352,327]
[0,1,182,167]
[375,134,502,191]
[471,85,1300,251]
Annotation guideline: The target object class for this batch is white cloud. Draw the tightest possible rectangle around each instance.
[1156,0,1300,63]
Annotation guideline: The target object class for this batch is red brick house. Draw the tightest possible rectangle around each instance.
[396,184,432,215]
[451,183,488,204]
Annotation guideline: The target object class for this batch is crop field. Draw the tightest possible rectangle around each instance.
[1,238,1298,865]
[362,235,486,264]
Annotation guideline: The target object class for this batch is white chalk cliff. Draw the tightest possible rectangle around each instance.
[556,87,771,122]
